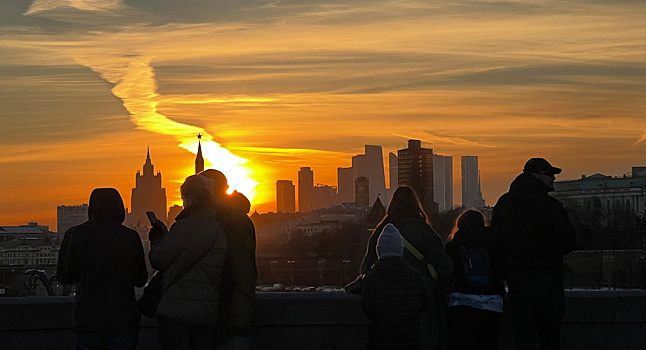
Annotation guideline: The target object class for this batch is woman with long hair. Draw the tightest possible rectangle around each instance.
[359,186,454,350]
[445,209,504,350]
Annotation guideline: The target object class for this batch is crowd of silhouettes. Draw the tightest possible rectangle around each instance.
[57,169,257,350]
[56,157,574,350]
[355,157,575,350]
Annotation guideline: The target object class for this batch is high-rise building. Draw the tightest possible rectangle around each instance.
[128,148,168,228]
[398,140,437,214]
[461,156,485,208]
[276,180,296,213]
[56,204,88,233]
[433,154,453,212]
[298,167,314,213]
[389,152,398,190]
[313,184,337,210]
[355,176,370,207]
[352,145,386,206]
[336,167,354,204]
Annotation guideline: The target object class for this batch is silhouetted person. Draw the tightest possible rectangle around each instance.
[58,188,148,350]
[360,186,454,350]
[362,223,429,350]
[445,209,505,350]
[199,169,257,350]
[491,158,576,350]
[148,175,228,350]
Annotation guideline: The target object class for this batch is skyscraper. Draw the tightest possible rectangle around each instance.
[433,154,454,212]
[461,156,485,208]
[398,139,437,215]
[276,180,296,213]
[355,176,370,207]
[389,152,398,190]
[352,145,386,206]
[129,148,168,228]
[337,167,354,204]
[298,167,314,213]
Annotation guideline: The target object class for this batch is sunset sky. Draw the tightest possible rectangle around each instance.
[1,0,645,230]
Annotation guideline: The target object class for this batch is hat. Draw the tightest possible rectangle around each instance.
[523,158,562,175]
[377,223,404,259]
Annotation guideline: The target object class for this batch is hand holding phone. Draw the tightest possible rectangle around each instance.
[146,211,158,224]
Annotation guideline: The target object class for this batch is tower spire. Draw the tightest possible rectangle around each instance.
[195,134,204,174]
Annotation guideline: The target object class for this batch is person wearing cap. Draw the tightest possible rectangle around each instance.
[491,158,576,350]
[361,223,430,350]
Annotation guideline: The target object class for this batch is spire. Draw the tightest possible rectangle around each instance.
[143,146,154,175]
[195,134,204,174]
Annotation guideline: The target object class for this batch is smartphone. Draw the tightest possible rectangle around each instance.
[146,211,158,224]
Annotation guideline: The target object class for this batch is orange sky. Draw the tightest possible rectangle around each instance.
[1,0,646,230]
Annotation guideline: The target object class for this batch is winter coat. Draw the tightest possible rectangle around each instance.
[360,218,454,294]
[63,188,148,333]
[149,203,227,326]
[214,192,258,332]
[491,172,576,278]
[362,257,429,350]
[360,218,454,350]
[445,227,505,296]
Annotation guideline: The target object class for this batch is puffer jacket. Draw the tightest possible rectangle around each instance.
[362,257,429,350]
[149,203,227,325]
[491,172,576,278]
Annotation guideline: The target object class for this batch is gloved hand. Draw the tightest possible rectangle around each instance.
[148,220,168,242]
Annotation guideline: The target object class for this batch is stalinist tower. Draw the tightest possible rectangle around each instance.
[195,133,204,174]
[128,148,168,229]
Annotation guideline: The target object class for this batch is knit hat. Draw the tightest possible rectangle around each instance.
[377,223,404,259]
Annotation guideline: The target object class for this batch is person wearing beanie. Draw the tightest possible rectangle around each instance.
[362,223,430,350]
[359,186,454,350]
[57,188,148,349]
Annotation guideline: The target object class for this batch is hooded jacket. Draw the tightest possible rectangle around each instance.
[213,191,257,332]
[149,202,227,326]
[491,172,576,278]
[62,188,148,333]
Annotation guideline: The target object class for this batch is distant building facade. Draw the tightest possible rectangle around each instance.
[355,176,370,207]
[298,167,314,213]
[398,140,437,214]
[276,180,296,213]
[553,170,646,249]
[336,167,354,204]
[461,156,485,208]
[433,154,453,212]
[352,145,386,207]
[127,148,168,229]
[56,204,88,233]
[313,184,337,210]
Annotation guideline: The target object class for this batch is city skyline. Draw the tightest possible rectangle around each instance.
[2,1,646,227]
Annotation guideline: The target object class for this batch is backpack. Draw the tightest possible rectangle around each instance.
[459,246,492,287]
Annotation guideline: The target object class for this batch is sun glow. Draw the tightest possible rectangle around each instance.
[74,55,261,205]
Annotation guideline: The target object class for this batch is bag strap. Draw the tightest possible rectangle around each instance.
[162,234,219,291]
[402,235,439,281]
